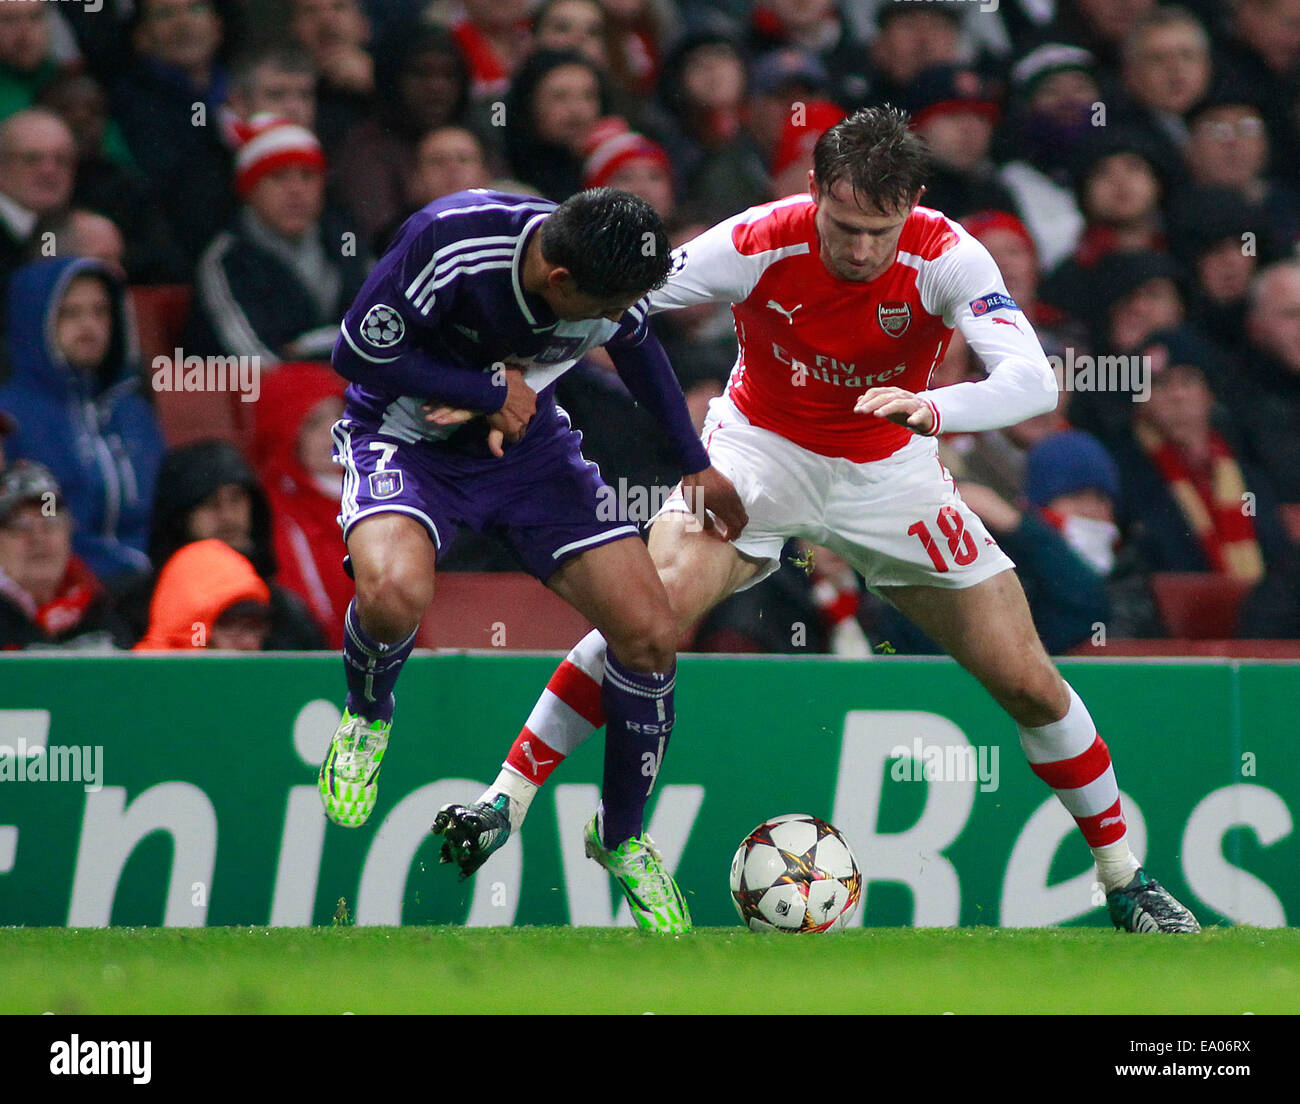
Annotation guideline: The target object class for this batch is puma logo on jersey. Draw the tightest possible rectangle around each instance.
[992,317,1022,333]
[766,299,802,323]
[520,740,555,776]
[452,323,480,342]
[1099,815,1125,829]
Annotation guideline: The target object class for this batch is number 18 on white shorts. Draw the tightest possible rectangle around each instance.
[661,396,1016,591]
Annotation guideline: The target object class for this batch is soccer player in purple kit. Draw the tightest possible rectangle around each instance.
[317,187,746,932]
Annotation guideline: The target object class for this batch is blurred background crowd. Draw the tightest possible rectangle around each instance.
[0,0,1298,655]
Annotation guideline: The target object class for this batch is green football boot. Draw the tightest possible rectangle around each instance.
[431,795,512,879]
[319,708,391,827]
[583,815,691,934]
[1107,869,1201,933]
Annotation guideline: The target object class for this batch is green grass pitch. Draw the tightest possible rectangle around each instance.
[2,926,1297,1014]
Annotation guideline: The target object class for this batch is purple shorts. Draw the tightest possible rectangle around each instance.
[331,414,639,580]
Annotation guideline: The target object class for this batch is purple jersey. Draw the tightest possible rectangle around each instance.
[330,190,709,578]
[333,189,703,468]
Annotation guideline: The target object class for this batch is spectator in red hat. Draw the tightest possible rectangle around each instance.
[187,114,369,365]
[250,362,350,647]
[904,64,1021,221]
[769,98,845,200]
[582,116,674,216]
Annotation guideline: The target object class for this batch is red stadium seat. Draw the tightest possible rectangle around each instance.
[130,285,250,450]
[415,572,592,651]
[1148,573,1253,639]
[129,284,193,364]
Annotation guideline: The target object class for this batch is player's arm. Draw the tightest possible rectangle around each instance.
[607,317,748,539]
[331,217,515,414]
[856,231,1058,435]
[645,206,773,313]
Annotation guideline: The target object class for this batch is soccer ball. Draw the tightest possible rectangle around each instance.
[729,814,861,933]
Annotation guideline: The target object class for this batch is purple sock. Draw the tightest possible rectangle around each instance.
[598,653,675,848]
[342,600,416,723]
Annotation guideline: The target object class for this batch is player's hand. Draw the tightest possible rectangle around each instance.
[854,386,935,434]
[680,465,748,542]
[316,44,374,94]
[484,366,537,457]
[422,403,476,427]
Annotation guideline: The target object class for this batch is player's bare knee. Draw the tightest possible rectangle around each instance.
[608,612,677,673]
[354,560,433,641]
[994,665,1067,727]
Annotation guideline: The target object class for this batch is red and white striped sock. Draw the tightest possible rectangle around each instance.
[481,631,609,827]
[1018,683,1141,891]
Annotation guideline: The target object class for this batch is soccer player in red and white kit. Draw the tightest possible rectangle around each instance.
[433,108,1199,935]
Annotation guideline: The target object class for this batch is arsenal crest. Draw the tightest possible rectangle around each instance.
[878,302,911,337]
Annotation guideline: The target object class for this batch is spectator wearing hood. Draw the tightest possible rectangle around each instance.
[0,460,120,650]
[996,43,1097,270]
[188,115,368,365]
[503,48,611,202]
[1168,185,1279,352]
[114,439,326,650]
[333,22,471,252]
[1040,126,1177,315]
[1062,251,1192,442]
[1103,327,1290,582]
[133,537,272,652]
[249,362,350,648]
[0,256,163,581]
[902,64,1021,222]
[647,32,753,214]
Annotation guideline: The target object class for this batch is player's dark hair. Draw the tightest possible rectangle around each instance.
[540,187,673,300]
[813,106,931,214]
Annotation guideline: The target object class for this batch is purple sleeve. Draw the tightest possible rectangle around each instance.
[331,218,506,412]
[607,329,710,476]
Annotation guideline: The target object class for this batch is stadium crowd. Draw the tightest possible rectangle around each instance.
[0,0,1297,654]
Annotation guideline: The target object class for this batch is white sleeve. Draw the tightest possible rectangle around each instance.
[647,207,781,313]
[915,230,1059,435]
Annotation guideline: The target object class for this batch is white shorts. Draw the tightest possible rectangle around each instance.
[664,396,1016,591]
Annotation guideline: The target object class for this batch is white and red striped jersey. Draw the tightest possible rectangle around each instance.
[649,195,1058,462]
